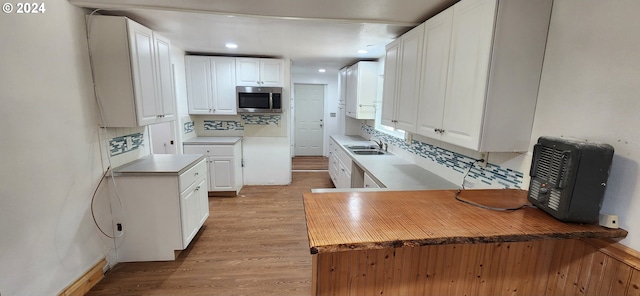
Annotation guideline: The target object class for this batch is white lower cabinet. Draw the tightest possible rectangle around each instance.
[364,172,382,188]
[183,141,243,194]
[114,158,209,262]
[329,138,352,188]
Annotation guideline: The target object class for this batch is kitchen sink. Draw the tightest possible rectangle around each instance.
[345,145,379,150]
[352,150,387,155]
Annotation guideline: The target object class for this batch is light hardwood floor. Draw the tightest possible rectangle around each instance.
[87,172,333,296]
[291,156,329,171]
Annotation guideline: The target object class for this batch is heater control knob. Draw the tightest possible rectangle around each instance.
[540,187,550,195]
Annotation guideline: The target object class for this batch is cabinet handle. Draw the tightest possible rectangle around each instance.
[209,109,212,112]
[195,172,199,176]
[195,186,200,191]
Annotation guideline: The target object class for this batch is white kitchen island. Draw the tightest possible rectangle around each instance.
[110,154,208,262]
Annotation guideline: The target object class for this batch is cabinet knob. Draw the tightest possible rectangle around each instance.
[195,172,199,176]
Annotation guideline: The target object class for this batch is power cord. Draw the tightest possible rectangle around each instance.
[454,158,530,211]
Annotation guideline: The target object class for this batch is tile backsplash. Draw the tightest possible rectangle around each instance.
[241,114,281,126]
[204,120,244,130]
[361,124,524,189]
[109,132,144,156]
[184,121,195,134]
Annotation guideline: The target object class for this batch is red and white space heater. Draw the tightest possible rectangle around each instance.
[527,136,614,223]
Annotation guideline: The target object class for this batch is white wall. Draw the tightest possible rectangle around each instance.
[291,68,339,156]
[529,0,640,250]
[0,3,114,295]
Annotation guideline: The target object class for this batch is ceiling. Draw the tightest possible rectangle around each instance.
[69,0,459,73]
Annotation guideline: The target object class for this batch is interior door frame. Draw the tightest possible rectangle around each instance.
[292,83,326,156]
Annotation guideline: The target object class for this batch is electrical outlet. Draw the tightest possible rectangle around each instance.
[405,132,413,145]
[463,179,475,188]
[479,152,489,167]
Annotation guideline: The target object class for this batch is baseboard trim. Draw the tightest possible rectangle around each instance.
[58,258,106,296]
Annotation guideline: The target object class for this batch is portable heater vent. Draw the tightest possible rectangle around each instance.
[527,136,614,223]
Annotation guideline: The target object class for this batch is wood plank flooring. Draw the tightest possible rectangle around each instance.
[87,172,333,296]
[291,156,328,171]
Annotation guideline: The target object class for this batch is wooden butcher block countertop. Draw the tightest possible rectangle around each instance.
[303,189,627,254]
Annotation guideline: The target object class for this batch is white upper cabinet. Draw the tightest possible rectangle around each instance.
[414,0,553,152]
[185,56,237,115]
[345,61,378,120]
[153,33,176,122]
[338,67,348,106]
[416,8,453,139]
[381,38,400,128]
[381,24,424,133]
[87,15,175,127]
[235,58,284,87]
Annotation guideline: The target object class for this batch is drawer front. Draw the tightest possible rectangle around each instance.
[179,158,208,193]
[183,145,234,157]
[336,147,352,173]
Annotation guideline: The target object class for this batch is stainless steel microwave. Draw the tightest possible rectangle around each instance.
[237,86,282,113]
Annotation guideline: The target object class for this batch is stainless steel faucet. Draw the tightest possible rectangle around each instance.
[373,139,384,150]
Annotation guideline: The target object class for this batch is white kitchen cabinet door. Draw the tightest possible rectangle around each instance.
[338,67,347,106]
[337,161,352,189]
[394,24,424,133]
[186,56,213,114]
[186,56,237,115]
[381,38,401,128]
[345,61,377,120]
[180,176,208,247]
[364,172,382,188]
[416,8,453,139]
[210,157,234,191]
[259,59,284,86]
[235,58,284,87]
[210,57,238,115]
[441,0,497,150]
[235,58,261,86]
[127,20,159,126]
[153,33,176,122]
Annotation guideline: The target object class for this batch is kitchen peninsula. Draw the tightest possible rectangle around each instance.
[303,189,630,295]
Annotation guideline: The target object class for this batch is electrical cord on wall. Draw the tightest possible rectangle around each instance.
[86,10,127,246]
[454,158,530,211]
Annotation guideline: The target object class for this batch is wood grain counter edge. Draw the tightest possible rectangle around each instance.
[309,230,628,254]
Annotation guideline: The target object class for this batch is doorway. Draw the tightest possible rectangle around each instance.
[294,83,324,156]
[149,121,177,154]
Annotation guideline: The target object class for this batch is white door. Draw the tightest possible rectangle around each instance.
[294,84,325,156]
[149,121,177,154]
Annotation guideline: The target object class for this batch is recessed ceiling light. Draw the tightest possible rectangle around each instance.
[225,43,238,49]
[357,49,368,54]
[318,69,326,73]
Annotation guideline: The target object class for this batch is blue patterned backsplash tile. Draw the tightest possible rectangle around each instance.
[241,114,281,125]
[361,125,524,188]
[109,132,144,156]
[204,120,244,130]
[184,121,195,134]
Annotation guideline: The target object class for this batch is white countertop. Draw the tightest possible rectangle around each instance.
[331,135,458,190]
[113,154,205,175]
[183,137,242,145]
